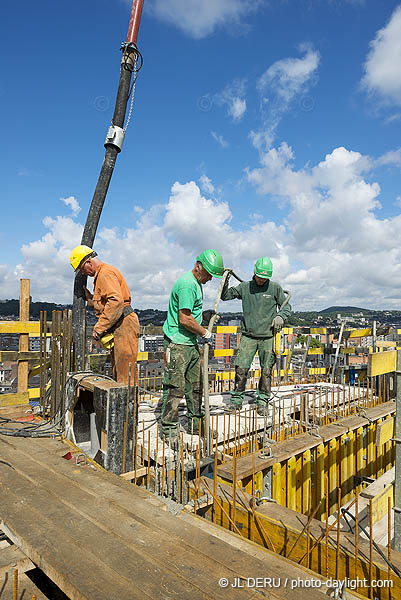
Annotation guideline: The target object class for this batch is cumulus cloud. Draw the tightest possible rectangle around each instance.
[211,131,229,148]
[247,143,401,309]
[61,196,81,217]
[251,45,320,151]
[147,0,264,39]
[362,5,401,106]
[5,142,401,310]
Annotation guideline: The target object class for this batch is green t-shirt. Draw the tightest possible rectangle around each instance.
[163,271,203,345]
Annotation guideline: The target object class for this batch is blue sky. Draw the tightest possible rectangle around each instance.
[2,0,401,311]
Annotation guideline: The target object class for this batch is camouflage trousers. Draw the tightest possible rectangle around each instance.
[161,337,204,435]
[231,335,276,406]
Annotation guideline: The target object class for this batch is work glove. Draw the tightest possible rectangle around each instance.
[272,315,284,332]
[202,329,212,340]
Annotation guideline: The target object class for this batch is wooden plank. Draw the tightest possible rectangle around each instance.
[0,351,42,361]
[0,544,35,578]
[376,417,394,446]
[0,322,41,334]
[0,463,212,600]
[17,279,30,394]
[368,350,397,377]
[0,393,29,407]
[0,436,270,600]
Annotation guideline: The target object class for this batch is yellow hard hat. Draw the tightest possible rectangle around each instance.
[70,245,94,272]
[100,332,114,351]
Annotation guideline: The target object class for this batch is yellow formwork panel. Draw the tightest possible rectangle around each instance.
[308,348,324,355]
[309,367,326,375]
[282,327,293,334]
[286,456,296,511]
[272,462,282,505]
[376,418,384,479]
[345,431,354,503]
[367,422,375,477]
[295,454,302,513]
[368,350,397,377]
[346,328,372,338]
[28,388,40,399]
[137,352,149,361]
[339,433,348,502]
[355,426,364,483]
[314,443,325,520]
[0,392,29,406]
[0,321,41,334]
[327,438,337,515]
[213,349,234,357]
[376,416,394,446]
[215,371,235,381]
[310,328,327,334]
[302,449,311,514]
[216,326,239,333]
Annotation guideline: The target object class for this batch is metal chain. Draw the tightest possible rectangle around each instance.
[124,54,138,132]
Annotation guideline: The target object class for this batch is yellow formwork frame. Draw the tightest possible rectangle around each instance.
[314,443,325,520]
[287,456,296,511]
[302,450,311,514]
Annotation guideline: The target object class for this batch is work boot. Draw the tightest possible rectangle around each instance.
[228,366,249,407]
[258,367,272,399]
[224,401,242,414]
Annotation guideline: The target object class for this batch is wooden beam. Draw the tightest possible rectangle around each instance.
[0,393,29,407]
[0,351,42,362]
[368,349,397,377]
[18,279,30,394]
[0,321,41,334]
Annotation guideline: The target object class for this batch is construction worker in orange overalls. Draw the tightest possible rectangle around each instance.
[70,245,140,384]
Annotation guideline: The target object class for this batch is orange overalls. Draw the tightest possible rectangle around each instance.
[92,263,139,384]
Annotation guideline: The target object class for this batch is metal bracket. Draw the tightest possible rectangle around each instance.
[391,437,401,443]
[249,489,277,508]
[393,505,401,514]
[104,124,125,152]
[308,424,322,438]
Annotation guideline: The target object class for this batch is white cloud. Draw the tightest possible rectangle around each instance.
[362,5,401,106]
[215,79,247,122]
[251,45,320,151]
[5,142,401,311]
[376,148,401,167]
[61,196,81,217]
[199,174,215,195]
[211,131,229,148]
[147,0,263,39]
[247,143,401,309]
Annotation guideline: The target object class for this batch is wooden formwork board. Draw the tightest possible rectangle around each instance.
[0,433,357,600]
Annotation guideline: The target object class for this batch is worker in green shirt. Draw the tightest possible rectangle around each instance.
[222,257,291,415]
[161,249,224,439]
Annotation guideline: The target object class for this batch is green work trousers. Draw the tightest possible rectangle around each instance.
[231,335,276,405]
[161,337,203,435]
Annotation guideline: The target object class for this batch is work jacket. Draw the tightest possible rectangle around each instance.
[221,277,291,338]
[92,263,132,336]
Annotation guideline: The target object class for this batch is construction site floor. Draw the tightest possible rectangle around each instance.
[0,430,369,600]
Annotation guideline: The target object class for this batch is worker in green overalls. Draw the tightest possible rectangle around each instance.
[222,257,291,415]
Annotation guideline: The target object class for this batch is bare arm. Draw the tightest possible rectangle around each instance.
[179,309,208,337]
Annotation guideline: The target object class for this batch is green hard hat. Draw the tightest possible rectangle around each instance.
[196,249,224,278]
[254,256,272,279]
